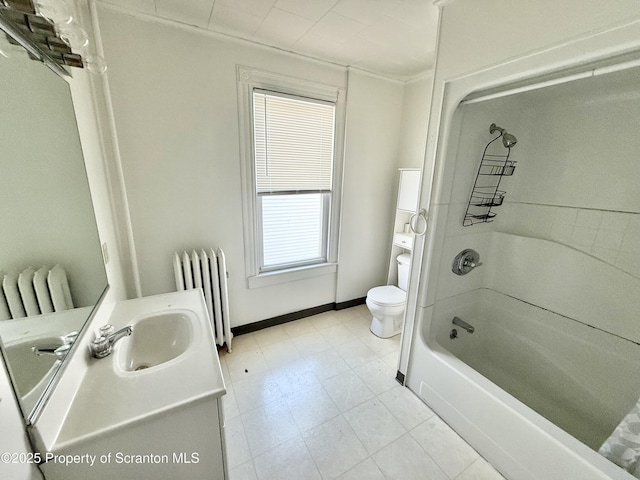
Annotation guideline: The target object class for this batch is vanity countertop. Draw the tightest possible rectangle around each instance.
[50,290,226,451]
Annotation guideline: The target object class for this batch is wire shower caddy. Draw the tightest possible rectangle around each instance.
[463,125,516,226]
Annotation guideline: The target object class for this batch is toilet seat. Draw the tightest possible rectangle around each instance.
[366,285,406,307]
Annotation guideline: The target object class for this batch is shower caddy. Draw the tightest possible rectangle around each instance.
[463,124,516,226]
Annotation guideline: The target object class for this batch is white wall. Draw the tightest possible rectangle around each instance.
[97,6,420,324]
[396,74,432,170]
[435,0,640,81]
[335,70,404,303]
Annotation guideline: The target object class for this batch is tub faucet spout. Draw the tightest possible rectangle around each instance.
[452,316,475,334]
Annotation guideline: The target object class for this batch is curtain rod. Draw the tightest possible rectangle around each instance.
[461,57,640,105]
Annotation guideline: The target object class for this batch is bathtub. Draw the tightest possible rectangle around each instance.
[406,233,640,480]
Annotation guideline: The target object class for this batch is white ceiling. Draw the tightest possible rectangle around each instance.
[98,0,439,80]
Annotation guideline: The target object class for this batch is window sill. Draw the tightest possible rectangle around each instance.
[248,263,337,289]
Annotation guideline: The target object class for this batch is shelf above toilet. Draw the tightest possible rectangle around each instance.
[393,232,413,250]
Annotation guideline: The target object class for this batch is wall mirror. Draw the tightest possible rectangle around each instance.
[0,27,108,423]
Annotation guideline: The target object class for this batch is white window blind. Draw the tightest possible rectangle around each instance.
[261,194,326,267]
[253,90,335,194]
[252,89,336,270]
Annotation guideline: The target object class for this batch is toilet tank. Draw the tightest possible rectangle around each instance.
[397,253,411,291]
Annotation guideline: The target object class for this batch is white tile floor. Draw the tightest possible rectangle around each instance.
[218,305,506,480]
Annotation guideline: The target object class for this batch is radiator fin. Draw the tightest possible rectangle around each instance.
[0,265,74,320]
[173,248,233,352]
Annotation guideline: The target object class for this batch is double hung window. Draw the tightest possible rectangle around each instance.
[237,67,345,286]
[253,90,335,271]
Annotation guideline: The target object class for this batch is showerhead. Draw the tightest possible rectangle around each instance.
[502,132,517,148]
[489,123,517,148]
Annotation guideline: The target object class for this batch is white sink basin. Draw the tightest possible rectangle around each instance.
[117,310,194,372]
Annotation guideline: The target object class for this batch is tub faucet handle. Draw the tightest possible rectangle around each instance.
[452,249,482,275]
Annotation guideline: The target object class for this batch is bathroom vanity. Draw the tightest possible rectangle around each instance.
[32,290,228,480]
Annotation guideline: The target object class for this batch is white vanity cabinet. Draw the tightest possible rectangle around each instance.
[387,168,421,284]
[40,396,227,480]
[33,291,228,480]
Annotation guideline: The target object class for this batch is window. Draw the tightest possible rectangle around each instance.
[253,90,335,271]
[237,67,345,287]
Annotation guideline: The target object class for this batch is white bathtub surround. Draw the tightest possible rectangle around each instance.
[219,305,505,480]
[497,201,640,280]
[410,230,640,479]
[487,233,640,345]
[404,8,640,477]
[434,283,640,451]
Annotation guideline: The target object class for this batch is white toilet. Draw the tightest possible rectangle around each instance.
[366,253,411,338]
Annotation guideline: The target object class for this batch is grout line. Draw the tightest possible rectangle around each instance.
[225,305,477,479]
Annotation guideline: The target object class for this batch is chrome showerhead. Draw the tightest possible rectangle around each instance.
[489,123,517,148]
[502,132,517,148]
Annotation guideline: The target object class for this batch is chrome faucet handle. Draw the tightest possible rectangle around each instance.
[465,260,483,268]
[53,343,72,361]
[452,249,483,275]
[99,324,115,337]
[63,331,79,344]
[90,335,111,358]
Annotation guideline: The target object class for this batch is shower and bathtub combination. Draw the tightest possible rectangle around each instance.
[405,51,640,480]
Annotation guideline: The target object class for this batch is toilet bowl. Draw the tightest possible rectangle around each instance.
[366,253,411,338]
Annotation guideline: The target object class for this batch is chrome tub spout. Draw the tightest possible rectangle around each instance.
[452,316,475,334]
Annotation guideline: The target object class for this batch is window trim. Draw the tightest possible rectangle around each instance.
[237,66,346,288]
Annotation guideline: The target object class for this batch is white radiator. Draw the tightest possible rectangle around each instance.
[173,248,233,352]
[0,265,74,320]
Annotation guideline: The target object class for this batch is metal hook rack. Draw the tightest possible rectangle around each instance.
[463,125,517,226]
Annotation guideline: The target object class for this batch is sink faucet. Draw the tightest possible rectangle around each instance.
[32,343,72,361]
[90,325,132,359]
[31,330,80,360]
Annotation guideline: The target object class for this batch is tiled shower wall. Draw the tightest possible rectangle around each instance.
[497,202,640,278]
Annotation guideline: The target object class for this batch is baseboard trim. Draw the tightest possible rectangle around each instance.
[231,298,367,336]
[335,297,366,310]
